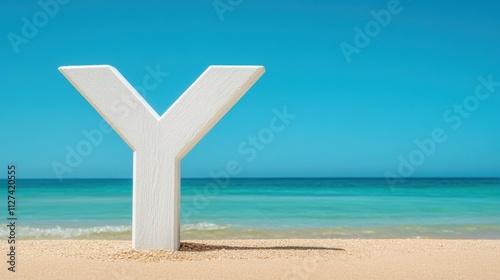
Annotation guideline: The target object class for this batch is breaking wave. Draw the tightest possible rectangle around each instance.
[0,223,230,239]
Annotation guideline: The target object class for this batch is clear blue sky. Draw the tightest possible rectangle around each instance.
[1,0,500,179]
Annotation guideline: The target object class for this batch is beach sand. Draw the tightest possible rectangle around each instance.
[2,239,500,279]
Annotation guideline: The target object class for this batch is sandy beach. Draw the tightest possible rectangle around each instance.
[2,239,500,279]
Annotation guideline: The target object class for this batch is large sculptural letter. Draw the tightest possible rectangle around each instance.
[59,65,265,250]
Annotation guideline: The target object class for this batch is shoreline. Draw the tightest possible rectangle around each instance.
[4,223,500,240]
[2,239,500,279]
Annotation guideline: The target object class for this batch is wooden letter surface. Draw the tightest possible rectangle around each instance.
[59,65,265,250]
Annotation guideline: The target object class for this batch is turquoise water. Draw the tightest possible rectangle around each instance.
[1,178,500,239]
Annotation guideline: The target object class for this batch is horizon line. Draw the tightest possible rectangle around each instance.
[7,176,500,180]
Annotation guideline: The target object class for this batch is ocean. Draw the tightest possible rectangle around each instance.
[1,178,500,240]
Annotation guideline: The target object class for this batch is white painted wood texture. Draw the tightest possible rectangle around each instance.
[59,65,265,250]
